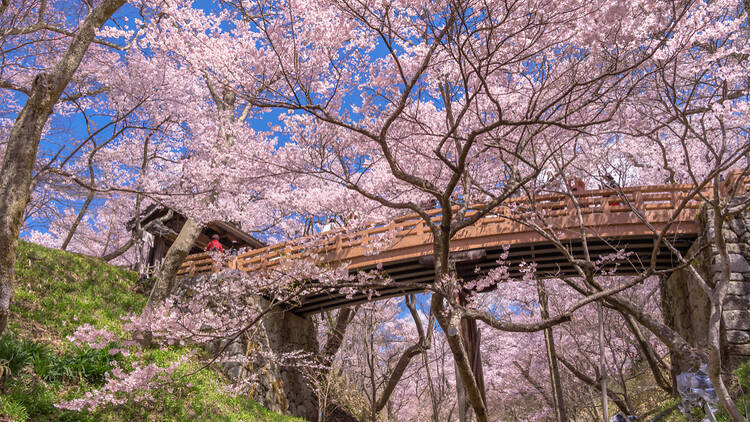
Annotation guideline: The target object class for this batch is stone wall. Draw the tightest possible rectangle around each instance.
[175,271,320,421]
[259,308,319,421]
[661,242,711,373]
[663,195,750,371]
[708,196,750,369]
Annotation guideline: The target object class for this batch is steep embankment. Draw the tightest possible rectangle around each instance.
[0,241,300,422]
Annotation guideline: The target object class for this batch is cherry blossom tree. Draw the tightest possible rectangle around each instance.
[0,0,140,333]
[99,0,747,419]
[565,3,750,416]
[231,0,698,418]
[5,0,748,419]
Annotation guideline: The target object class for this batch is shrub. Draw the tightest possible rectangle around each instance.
[43,346,122,385]
[0,394,29,421]
[0,334,44,381]
[0,333,123,386]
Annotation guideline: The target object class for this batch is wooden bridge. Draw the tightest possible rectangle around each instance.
[178,176,749,314]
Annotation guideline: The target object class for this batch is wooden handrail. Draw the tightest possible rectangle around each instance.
[177,179,745,277]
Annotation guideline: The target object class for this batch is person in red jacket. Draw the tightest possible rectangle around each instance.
[205,234,224,253]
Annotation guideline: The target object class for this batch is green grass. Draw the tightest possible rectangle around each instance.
[712,360,750,421]
[1,241,302,422]
[10,241,144,343]
[646,360,750,421]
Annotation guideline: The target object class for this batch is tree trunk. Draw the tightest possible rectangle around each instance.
[621,312,672,394]
[146,218,202,307]
[455,359,470,422]
[606,295,706,367]
[423,349,440,422]
[432,292,488,422]
[458,307,485,421]
[536,279,568,422]
[0,0,126,335]
[375,343,424,412]
[101,238,134,261]
[599,301,609,422]
[321,306,353,365]
[430,227,488,422]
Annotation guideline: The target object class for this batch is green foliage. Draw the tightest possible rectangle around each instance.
[39,345,123,385]
[714,359,750,421]
[1,373,58,419]
[11,240,145,339]
[0,394,29,422]
[107,348,304,422]
[1,241,301,421]
[0,332,125,385]
[734,358,750,391]
[0,334,35,379]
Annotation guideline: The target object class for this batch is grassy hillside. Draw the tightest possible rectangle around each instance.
[0,241,301,422]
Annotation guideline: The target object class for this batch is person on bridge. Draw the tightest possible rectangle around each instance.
[570,177,586,192]
[205,234,224,253]
[602,174,622,206]
[228,239,239,256]
[603,173,619,190]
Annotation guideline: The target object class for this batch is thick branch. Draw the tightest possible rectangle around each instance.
[321,306,354,364]
[622,313,672,394]
[375,343,424,412]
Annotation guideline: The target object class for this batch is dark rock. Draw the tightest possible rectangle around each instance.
[726,343,750,356]
[724,310,750,330]
[725,330,750,344]
[724,295,750,310]
[726,282,750,296]
[325,403,360,422]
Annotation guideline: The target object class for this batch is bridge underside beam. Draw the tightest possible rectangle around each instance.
[295,235,696,315]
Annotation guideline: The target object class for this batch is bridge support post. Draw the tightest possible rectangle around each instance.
[662,195,750,372]
[708,198,750,370]
[252,304,319,421]
[661,261,710,374]
[181,272,320,421]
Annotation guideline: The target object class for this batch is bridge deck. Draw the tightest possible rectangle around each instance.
[178,176,749,314]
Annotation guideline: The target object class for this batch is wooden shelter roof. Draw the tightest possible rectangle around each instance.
[128,205,266,252]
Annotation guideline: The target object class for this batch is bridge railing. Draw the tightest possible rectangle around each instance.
[178,174,749,277]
